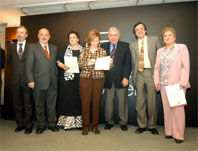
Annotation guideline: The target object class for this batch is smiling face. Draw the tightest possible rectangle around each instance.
[38,28,50,45]
[90,36,100,48]
[108,29,119,45]
[163,31,176,46]
[134,24,146,40]
[69,33,79,46]
[16,27,28,42]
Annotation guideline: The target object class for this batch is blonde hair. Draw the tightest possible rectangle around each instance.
[162,27,176,38]
[86,29,101,46]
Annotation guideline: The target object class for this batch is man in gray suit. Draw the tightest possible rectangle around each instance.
[7,26,33,134]
[26,28,59,134]
[130,22,161,135]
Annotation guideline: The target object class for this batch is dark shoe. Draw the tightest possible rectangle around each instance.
[148,128,159,135]
[25,128,32,134]
[14,126,25,132]
[175,139,183,144]
[165,135,172,139]
[92,128,100,134]
[135,128,146,134]
[48,126,59,132]
[82,130,88,135]
[120,125,128,131]
[36,128,45,134]
[104,124,114,130]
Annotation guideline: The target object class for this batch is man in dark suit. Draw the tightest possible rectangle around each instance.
[25,28,59,134]
[7,26,33,134]
[101,27,132,131]
[0,47,5,103]
[130,22,161,135]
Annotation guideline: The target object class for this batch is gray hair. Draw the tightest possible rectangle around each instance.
[108,27,120,35]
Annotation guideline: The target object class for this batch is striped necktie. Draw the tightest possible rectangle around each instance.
[110,45,116,59]
[18,43,23,59]
[138,40,144,72]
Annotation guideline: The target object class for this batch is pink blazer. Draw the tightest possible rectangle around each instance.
[154,43,190,88]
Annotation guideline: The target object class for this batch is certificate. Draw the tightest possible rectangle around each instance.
[165,84,187,108]
[94,56,111,70]
[64,56,79,73]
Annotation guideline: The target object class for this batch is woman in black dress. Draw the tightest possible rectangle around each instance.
[57,31,83,130]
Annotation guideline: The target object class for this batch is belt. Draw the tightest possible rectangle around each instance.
[144,68,151,70]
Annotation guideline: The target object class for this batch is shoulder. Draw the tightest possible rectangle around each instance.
[49,43,57,49]
[130,41,137,48]
[101,42,110,48]
[175,43,188,52]
[118,41,129,46]
[147,36,159,41]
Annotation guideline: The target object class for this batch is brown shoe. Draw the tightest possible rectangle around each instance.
[92,128,100,134]
[82,130,88,135]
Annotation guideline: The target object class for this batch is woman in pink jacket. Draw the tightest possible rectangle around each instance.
[154,27,190,144]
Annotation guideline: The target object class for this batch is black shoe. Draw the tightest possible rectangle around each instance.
[135,128,146,134]
[14,126,25,132]
[165,135,172,139]
[48,126,59,132]
[104,124,114,130]
[36,128,45,134]
[148,128,159,135]
[25,128,32,134]
[175,139,183,144]
[120,125,128,131]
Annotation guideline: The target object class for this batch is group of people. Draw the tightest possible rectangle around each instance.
[5,21,190,144]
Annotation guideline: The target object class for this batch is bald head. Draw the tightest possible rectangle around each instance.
[38,28,50,45]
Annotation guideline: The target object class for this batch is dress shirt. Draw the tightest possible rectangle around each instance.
[17,40,26,54]
[39,42,50,54]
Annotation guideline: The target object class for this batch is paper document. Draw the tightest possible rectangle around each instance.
[64,56,79,73]
[165,84,187,108]
[94,56,111,70]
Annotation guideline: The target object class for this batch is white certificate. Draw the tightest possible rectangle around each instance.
[94,56,111,70]
[64,56,79,73]
[165,84,187,108]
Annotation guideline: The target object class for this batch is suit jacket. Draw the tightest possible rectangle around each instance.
[101,41,132,88]
[154,43,190,88]
[7,41,31,86]
[0,48,5,85]
[130,36,161,88]
[25,42,58,90]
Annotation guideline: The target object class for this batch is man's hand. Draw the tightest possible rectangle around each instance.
[155,84,160,92]
[122,78,129,87]
[28,82,35,89]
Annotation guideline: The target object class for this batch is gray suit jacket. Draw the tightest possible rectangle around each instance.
[130,36,161,88]
[7,41,31,85]
[25,42,58,90]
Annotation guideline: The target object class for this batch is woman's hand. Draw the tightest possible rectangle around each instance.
[58,62,69,70]
[88,59,96,66]
[155,84,160,92]
[180,85,184,90]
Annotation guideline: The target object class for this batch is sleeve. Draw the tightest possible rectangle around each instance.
[153,49,161,85]
[179,44,190,87]
[7,44,11,66]
[78,48,89,70]
[25,44,34,83]
[123,44,132,79]
[1,48,5,69]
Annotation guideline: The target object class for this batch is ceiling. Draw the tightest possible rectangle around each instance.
[0,0,196,27]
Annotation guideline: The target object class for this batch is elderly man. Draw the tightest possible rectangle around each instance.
[25,28,59,134]
[101,27,132,131]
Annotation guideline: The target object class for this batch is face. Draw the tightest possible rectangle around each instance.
[134,24,146,39]
[163,31,176,45]
[108,30,119,45]
[90,36,100,48]
[38,28,50,44]
[16,27,28,42]
[69,33,79,46]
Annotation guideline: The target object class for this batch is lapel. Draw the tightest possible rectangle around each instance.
[21,41,28,60]
[106,42,111,56]
[169,43,180,64]
[147,36,152,62]
[36,42,50,61]
[134,41,139,60]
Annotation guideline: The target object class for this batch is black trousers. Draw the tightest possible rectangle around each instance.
[10,85,33,128]
[33,84,57,128]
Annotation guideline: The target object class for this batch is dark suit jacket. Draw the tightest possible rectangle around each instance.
[130,36,161,88]
[25,42,58,90]
[7,41,31,86]
[0,48,5,85]
[101,41,132,89]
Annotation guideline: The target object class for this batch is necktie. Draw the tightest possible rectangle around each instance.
[18,43,23,59]
[44,45,50,59]
[110,45,116,59]
[138,40,144,72]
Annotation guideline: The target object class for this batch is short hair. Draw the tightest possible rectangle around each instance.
[85,29,101,46]
[17,26,28,34]
[162,27,176,38]
[133,22,147,38]
[67,30,80,41]
[108,27,120,35]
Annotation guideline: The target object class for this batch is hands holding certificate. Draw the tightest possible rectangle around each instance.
[94,56,113,70]
[58,62,69,70]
